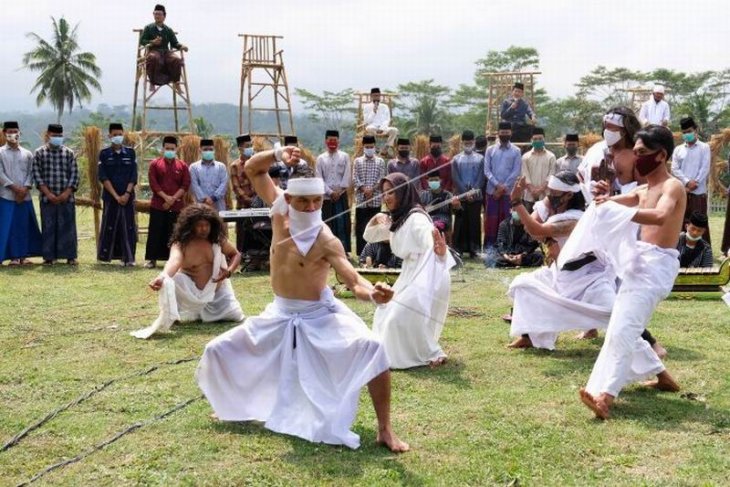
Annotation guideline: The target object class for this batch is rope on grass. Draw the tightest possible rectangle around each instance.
[1,356,199,453]
[16,395,202,487]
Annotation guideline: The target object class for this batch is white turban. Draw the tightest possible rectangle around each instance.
[285,177,325,196]
[652,84,665,94]
[548,175,581,193]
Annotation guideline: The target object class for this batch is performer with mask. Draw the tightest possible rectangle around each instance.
[368,173,455,369]
[197,146,409,452]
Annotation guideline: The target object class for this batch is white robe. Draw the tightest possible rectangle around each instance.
[371,212,455,369]
[508,209,617,349]
[131,244,244,339]
[560,202,677,397]
[196,287,388,449]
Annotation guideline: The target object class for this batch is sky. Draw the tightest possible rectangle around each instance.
[1,0,728,115]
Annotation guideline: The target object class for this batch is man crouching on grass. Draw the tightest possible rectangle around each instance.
[196,145,409,452]
[131,204,245,339]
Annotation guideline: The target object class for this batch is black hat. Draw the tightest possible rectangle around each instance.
[47,124,63,133]
[154,4,166,13]
[565,133,579,142]
[513,82,525,90]
[268,165,283,179]
[200,139,214,147]
[498,121,512,131]
[475,135,487,150]
[689,211,708,228]
[325,130,339,138]
[283,135,298,145]
[396,137,410,146]
[109,123,123,132]
[236,134,251,145]
[163,135,177,145]
[429,135,443,143]
[680,116,697,131]
[370,87,381,94]
[461,130,475,141]
[362,135,376,144]
[3,121,19,130]
[532,127,545,136]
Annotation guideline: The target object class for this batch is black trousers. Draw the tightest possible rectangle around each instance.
[355,207,381,256]
[453,200,482,255]
[145,208,178,261]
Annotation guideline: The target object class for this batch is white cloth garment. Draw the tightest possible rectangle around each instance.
[671,140,711,195]
[578,141,608,204]
[639,98,671,126]
[131,244,244,339]
[372,212,455,369]
[560,202,677,397]
[196,287,388,449]
[508,210,617,350]
[363,101,391,129]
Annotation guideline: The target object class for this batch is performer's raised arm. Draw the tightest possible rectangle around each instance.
[244,147,301,206]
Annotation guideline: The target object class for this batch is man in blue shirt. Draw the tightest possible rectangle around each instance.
[190,139,229,211]
[484,122,522,248]
[97,123,138,265]
[500,82,536,143]
[451,130,485,258]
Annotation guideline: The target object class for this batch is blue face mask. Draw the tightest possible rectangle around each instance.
[511,211,520,222]
[242,147,254,158]
[532,140,545,150]
[164,150,176,159]
[428,180,441,191]
[111,135,124,145]
[682,132,696,143]
[364,147,376,158]
[202,150,215,161]
[49,136,64,147]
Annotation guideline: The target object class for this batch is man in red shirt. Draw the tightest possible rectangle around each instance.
[419,135,452,191]
[144,135,191,268]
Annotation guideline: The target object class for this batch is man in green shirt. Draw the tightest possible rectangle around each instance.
[140,4,188,86]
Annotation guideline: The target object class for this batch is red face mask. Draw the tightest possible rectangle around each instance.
[635,151,663,176]
[326,140,339,151]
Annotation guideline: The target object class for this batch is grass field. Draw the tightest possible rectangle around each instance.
[0,207,729,486]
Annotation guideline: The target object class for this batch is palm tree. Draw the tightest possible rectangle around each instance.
[22,17,102,123]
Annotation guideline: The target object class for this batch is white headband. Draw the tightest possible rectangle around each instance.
[653,84,665,94]
[285,177,325,196]
[603,113,624,127]
[548,175,581,193]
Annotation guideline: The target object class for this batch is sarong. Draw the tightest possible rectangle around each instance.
[196,287,388,449]
[0,199,42,261]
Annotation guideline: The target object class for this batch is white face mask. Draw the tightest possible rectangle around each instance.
[364,147,376,158]
[288,205,323,256]
[5,133,19,143]
[603,129,622,147]
[111,135,124,145]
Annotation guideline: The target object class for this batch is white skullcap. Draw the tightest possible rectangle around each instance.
[652,84,665,94]
[548,175,581,193]
[285,177,325,196]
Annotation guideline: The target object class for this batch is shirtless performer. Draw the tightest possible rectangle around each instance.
[571,125,685,419]
[131,204,244,339]
[196,146,409,452]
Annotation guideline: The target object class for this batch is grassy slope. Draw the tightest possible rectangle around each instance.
[0,208,728,486]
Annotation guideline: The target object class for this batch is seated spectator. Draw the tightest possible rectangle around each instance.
[420,174,454,237]
[359,240,402,269]
[364,88,398,156]
[677,211,713,268]
[495,211,543,268]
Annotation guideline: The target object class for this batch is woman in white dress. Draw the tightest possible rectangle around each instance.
[368,173,456,369]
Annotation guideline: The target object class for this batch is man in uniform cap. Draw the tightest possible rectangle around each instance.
[316,129,352,253]
[190,138,229,211]
[363,88,399,156]
[484,121,522,247]
[500,82,536,143]
[353,135,386,255]
[387,137,420,181]
[520,127,556,212]
[139,4,189,87]
[556,133,582,174]
[451,130,485,257]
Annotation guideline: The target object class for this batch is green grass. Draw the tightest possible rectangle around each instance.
[0,207,729,486]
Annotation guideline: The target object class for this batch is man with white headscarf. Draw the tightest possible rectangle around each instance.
[196,146,409,453]
[639,85,671,127]
[506,171,617,350]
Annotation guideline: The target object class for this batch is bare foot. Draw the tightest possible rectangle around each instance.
[501,313,512,323]
[579,388,611,420]
[428,357,447,368]
[507,336,533,349]
[643,370,680,392]
[376,429,410,453]
[576,329,598,340]
[652,342,668,359]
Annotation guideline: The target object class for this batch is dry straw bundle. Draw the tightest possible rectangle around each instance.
[0,132,6,146]
[213,136,234,210]
[707,128,730,194]
[83,126,103,204]
[179,134,201,206]
[447,134,461,158]
[414,134,429,160]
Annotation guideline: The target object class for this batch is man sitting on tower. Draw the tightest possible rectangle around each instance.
[140,4,189,88]
[364,88,399,157]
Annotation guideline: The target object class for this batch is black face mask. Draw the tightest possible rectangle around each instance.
[398,149,410,159]
[498,135,511,144]
[430,147,442,158]
[566,147,578,156]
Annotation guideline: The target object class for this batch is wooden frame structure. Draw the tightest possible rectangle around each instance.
[238,34,295,140]
[622,87,671,114]
[484,71,540,135]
